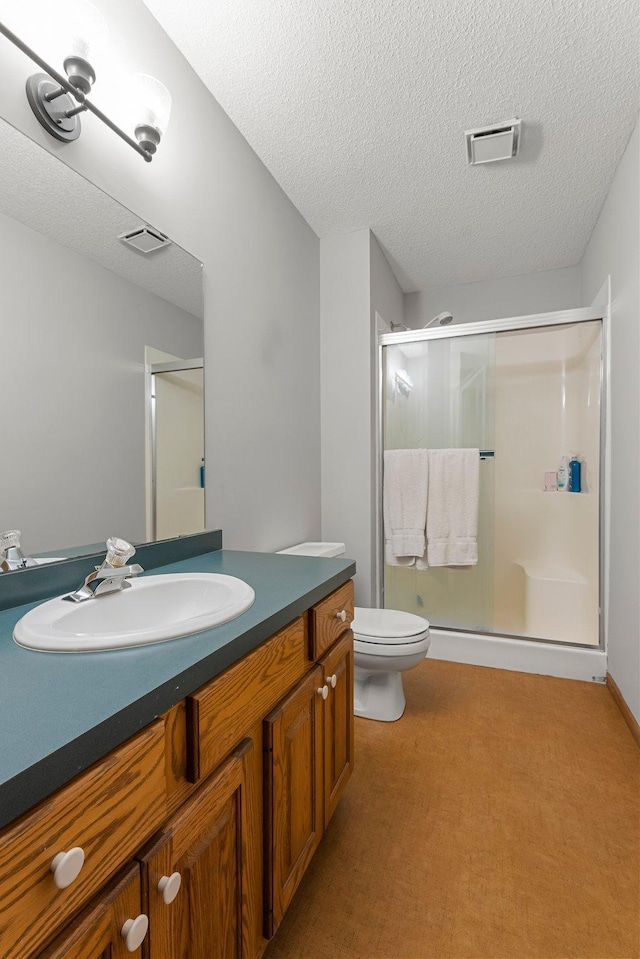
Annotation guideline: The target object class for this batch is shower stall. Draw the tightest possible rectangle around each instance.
[378,307,605,650]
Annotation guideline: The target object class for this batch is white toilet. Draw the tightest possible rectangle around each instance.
[277,542,430,722]
[351,606,431,722]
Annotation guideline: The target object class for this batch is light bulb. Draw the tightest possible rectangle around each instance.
[2,0,106,71]
[132,74,171,135]
[55,0,109,94]
[130,74,172,155]
[42,0,109,71]
[66,0,108,64]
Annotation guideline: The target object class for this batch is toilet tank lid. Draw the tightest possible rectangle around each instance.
[353,607,430,640]
[276,542,346,558]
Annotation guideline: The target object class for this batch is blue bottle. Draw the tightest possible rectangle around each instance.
[569,454,581,493]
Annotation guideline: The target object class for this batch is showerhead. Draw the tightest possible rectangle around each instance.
[423,311,454,329]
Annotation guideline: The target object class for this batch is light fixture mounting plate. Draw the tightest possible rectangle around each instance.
[25,74,81,142]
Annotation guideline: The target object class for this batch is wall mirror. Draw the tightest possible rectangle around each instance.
[0,117,205,569]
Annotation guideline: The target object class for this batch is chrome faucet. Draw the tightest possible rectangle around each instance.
[0,530,36,571]
[65,537,143,603]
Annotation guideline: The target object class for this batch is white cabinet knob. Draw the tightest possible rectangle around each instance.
[336,609,347,622]
[326,673,338,688]
[121,914,149,952]
[50,847,85,889]
[317,685,329,700]
[158,871,182,904]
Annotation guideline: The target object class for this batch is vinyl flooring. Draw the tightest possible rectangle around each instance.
[264,659,640,959]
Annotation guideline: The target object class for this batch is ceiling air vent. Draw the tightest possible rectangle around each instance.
[465,118,522,165]
[118,225,171,254]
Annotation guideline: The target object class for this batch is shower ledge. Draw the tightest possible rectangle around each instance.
[516,489,593,495]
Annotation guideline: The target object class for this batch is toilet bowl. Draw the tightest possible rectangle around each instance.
[352,607,430,722]
[277,542,430,723]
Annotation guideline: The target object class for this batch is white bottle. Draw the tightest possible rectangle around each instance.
[557,456,570,491]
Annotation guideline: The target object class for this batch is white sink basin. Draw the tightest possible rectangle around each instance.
[13,573,255,652]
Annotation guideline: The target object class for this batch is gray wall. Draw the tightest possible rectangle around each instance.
[320,230,372,602]
[0,209,202,553]
[370,234,404,331]
[320,230,403,605]
[404,265,582,328]
[369,234,404,601]
[0,0,321,554]
[581,118,640,723]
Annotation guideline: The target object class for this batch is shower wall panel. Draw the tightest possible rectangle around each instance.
[492,322,600,644]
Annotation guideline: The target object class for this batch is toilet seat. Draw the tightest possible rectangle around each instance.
[353,606,430,646]
[354,636,431,659]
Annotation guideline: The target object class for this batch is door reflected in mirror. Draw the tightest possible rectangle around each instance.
[147,351,205,541]
[0,119,204,565]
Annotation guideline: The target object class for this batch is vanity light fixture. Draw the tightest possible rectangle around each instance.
[0,3,171,162]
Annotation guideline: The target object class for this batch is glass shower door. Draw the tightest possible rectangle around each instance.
[383,332,496,631]
[382,320,602,647]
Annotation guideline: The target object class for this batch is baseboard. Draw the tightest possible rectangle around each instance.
[607,673,640,748]
[429,629,607,682]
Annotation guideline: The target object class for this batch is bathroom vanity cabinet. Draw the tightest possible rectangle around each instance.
[264,630,354,937]
[0,580,354,959]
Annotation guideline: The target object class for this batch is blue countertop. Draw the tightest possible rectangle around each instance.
[0,548,355,828]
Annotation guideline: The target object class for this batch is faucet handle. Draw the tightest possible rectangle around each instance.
[0,530,36,570]
[0,529,22,552]
[105,537,136,568]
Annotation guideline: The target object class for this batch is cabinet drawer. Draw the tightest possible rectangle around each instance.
[309,580,354,659]
[187,616,310,783]
[0,721,166,959]
[38,863,146,959]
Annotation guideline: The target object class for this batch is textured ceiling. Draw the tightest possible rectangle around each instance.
[143,0,639,292]
[0,120,203,317]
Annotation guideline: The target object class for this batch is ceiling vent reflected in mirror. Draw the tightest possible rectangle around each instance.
[465,118,522,165]
[119,225,171,254]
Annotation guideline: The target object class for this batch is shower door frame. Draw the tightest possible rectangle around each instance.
[376,305,608,651]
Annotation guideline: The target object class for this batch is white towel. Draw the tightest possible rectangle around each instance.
[418,448,479,568]
[383,449,429,565]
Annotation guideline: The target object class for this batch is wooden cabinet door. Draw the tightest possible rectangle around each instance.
[38,864,146,959]
[320,631,355,828]
[139,740,252,959]
[1,721,165,959]
[263,665,324,938]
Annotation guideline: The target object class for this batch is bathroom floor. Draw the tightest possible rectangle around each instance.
[264,660,639,959]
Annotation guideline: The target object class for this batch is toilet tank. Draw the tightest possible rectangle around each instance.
[276,542,346,558]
